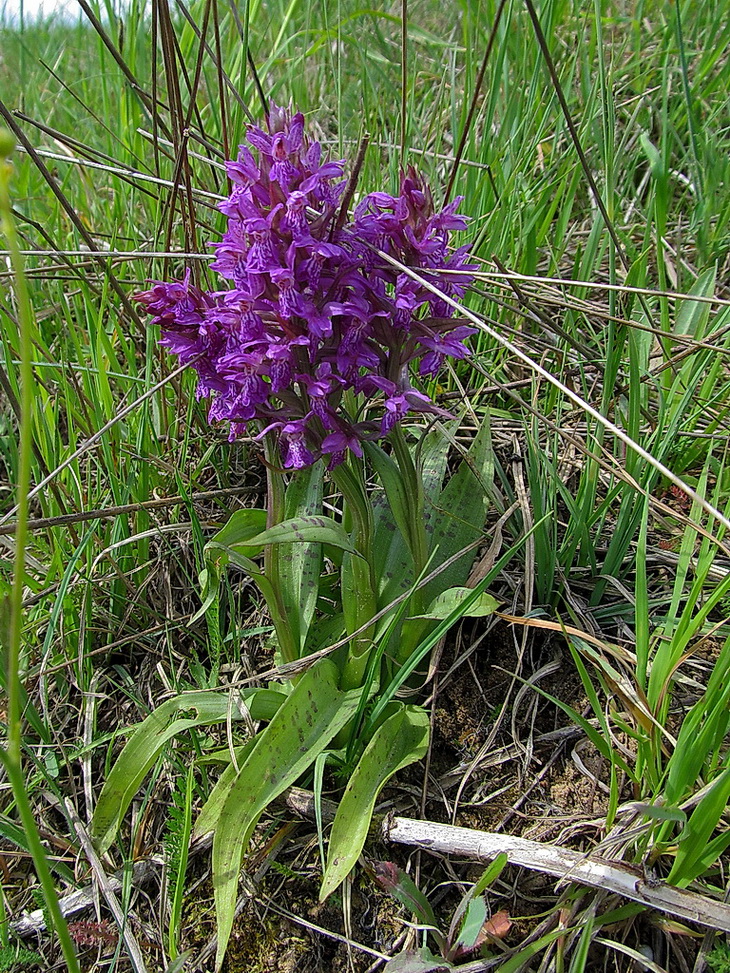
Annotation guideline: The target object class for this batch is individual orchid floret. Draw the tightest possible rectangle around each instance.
[136,105,477,469]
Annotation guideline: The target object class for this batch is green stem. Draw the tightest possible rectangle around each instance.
[388,427,440,670]
[389,424,428,577]
[0,135,81,973]
[262,436,299,665]
[330,458,373,565]
[330,458,378,689]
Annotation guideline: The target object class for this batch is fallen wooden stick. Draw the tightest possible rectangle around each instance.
[383,815,730,934]
[10,788,329,941]
[10,860,156,938]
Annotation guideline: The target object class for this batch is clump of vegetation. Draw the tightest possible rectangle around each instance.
[0,946,42,972]
[2,0,730,970]
[708,942,730,973]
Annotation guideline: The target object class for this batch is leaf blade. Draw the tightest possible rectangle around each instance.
[320,705,429,900]
[212,659,363,969]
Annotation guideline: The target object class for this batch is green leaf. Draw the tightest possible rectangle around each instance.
[371,488,414,610]
[456,896,487,952]
[386,949,452,972]
[206,507,269,554]
[447,855,508,951]
[194,740,257,839]
[320,705,429,900]
[0,596,50,745]
[424,416,492,603]
[241,515,359,554]
[633,803,687,826]
[669,765,730,886]
[414,587,499,619]
[372,861,440,938]
[190,509,269,624]
[674,267,715,340]
[91,689,276,855]
[303,611,347,655]
[213,659,363,970]
[364,442,416,557]
[418,421,459,505]
[164,952,194,973]
[191,565,219,625]
[639,132,665,183]
[399,582,497,669]
[369,527,538,729]
[495,928,571,973]
[472,853,509,897]
[684,829,730,880]
[278,464,325,654]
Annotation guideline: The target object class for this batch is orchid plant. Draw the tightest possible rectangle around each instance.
[91,106,505,968]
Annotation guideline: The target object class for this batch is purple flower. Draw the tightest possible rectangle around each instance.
[321,422,365,469]
[280,419,315,469]
[136,106,476,469]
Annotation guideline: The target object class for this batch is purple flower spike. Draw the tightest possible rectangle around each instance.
[136,105,476,468]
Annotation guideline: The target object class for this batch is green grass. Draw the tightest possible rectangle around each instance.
[2,0,730,969]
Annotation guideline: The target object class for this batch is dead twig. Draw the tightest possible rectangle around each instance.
[10,860,157,939]
[383,815,730,934]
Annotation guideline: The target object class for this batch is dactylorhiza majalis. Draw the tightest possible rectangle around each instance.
[136,105,477,468]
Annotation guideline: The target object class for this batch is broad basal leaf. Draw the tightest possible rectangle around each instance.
[91,688,280,855]
[386,949,452,972]
[242,515,359,554]
[455,896,487,953]
[190,508,269,623]
[371,489,414,612]
[207,507,268,548]
[365,442,416,560]
[194,740,256,839]
[320,704,429,900]
[213,659,363,970]
[418,420,460,506]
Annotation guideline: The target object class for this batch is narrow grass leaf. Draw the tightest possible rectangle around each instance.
[495,928,574,973]
[669,765,730,886]
[568,913,594,973]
